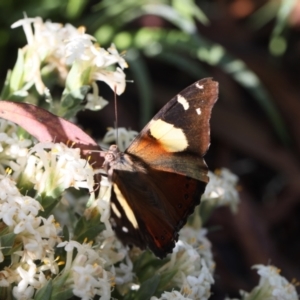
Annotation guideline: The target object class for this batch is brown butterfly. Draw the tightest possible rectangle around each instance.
[101,78,218,258]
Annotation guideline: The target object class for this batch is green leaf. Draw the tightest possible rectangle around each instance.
[0,232,16,256]
[51,289,74,300]
[269,0,296,56]
[35,280,53,300]
[37,187,66,217]
[65,61,91,91]
[133,251,168,283]
[0,69,12,99]
[248,1,279,29]
[125,49,154,127]
[7,90,29,102]
[62,225,70,242]
[66,0,87,19]
[59,85,91,118]
[73,215,105,243]
[95,25,116,45]
[156,52,207,79]
[172,0,209,25]
[158,268,178,292]
[51,273,74,300]
[10,48,25,95]
[134,274,160,300]
[142,4,196,34]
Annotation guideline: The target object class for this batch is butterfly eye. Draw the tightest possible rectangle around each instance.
[105,152,115,162]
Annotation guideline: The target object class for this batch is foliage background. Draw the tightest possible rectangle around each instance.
[1,0,300,299]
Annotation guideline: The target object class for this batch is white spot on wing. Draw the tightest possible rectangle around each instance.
[113,184,139,229]
[196,82,204,89]
[177,94,189,110]
[122,226,129,233]
[196,108,201,115]
[111,202,121,218]
[149,119,188,152]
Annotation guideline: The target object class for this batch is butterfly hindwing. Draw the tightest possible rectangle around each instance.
[110,167,206,258]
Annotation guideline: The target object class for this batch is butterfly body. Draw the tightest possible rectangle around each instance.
[101,78,218,258]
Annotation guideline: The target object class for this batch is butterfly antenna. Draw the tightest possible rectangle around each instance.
[114,86,119,147]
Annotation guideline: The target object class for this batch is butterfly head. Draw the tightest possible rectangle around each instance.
[100,144,121,177]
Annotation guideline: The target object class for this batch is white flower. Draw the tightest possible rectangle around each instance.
[0,174,61,252]
[64,27,96,64]
[72,264,111,300]
[11,16,38,45]
[114,254,134,285]
[203,168,239,213]
[0,119,32,180]
[91,43,128,69]
[15,262,40,292]
[91,46,110,68]
[96,232,129,269]
[0,174,62,297]
[24,142,95,195]
[107,44,128,69]
[160,241,204,285]
[11,16,128,95]
[180,260,214,300]
[53,192,88,231]
[57,240,113,300]
[101,127,138,152]
[85,81,109,111]
[85,94,108,110]
[156,232,215,300]
[179,227,215,273]
[92,66,126,95]
[250,265,298,300]
[12,284,35,300]
[93,176,114,237]
[151,290,193,300]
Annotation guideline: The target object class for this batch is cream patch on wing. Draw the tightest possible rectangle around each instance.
[195,82,204,89]
[111,202,121,218]
[149,119,188,152]
[177,94,189,110]
[196,107,201,115]
[113,184,139,229]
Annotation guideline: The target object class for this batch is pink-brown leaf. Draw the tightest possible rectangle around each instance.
[0,101,103,168]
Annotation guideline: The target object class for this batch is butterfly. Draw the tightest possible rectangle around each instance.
[101,78,218,258]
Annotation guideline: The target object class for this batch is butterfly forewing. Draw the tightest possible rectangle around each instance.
[126,78,218,181]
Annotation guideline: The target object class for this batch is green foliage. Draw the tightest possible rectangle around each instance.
[88,0,291,144]
[0,0,294,144]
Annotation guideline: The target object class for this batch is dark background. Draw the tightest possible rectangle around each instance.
[1,0,300,298]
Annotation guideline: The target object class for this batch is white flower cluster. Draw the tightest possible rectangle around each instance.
[0,118,135,299]
[0,175,61,298]
[11,16,128,98]
[2,14,296,300]
[0,119,32,180]
[226,265,299,300]
[101,127,138,151]
[253,265,298,300]
[203,168,240,213]
[156,231,215,300]
[179,227,215,273]
[58,241,113,300]
[24,142,95,195]
[152,290,193,300]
